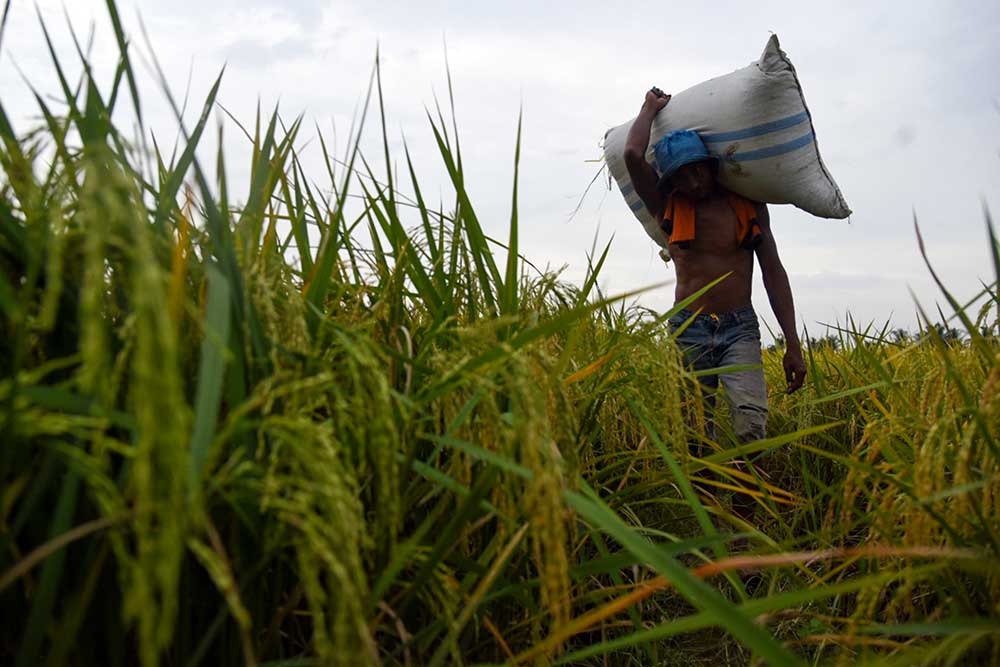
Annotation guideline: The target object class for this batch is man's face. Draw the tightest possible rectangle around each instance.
[671,161,715,199]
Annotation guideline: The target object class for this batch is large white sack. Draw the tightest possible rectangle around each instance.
[603,35,850,251]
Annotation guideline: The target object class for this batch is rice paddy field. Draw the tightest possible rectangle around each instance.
[2,4,1000,666]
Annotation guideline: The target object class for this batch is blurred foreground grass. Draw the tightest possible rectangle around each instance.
[1,4,999,666]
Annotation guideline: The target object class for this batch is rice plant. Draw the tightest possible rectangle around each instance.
[1,3,999,666]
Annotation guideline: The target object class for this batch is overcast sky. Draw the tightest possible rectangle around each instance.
[4,0,1000,339]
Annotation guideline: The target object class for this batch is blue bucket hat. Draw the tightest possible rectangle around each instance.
[653,130,716,193]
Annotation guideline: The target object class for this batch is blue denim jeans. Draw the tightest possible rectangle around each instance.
[668,305,768,443]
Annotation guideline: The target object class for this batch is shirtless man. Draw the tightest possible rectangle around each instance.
[624,87,806,445]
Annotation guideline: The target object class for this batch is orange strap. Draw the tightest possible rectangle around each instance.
[661,191,762,250]
[662,195,697,247]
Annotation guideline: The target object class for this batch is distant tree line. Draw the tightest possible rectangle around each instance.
[765,321,996,353]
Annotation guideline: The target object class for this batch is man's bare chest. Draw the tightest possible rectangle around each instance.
[671,201,741,255]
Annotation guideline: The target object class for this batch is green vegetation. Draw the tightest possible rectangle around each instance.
[2,4,999,665]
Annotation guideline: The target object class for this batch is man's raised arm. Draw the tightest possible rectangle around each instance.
[624,88,670,219]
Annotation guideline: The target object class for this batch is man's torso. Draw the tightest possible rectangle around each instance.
[665,191,755,314]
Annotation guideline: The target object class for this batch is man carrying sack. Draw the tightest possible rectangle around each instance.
[624,87,807,450]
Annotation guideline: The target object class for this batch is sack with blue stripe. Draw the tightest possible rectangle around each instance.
[603,35,851,247]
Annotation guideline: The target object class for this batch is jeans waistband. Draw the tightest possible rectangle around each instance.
[671,304,757,326]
